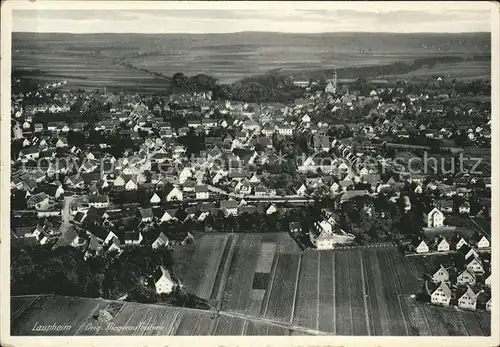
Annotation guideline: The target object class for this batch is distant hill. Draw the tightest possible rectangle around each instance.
[12,31,491,90]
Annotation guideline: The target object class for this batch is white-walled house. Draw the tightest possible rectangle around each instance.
[426,207,444,228]
[154,266,176,294]
[178,167,193,184]
[466,257,484,274]
[457,269,476,286]
[416,240,430,254]
[431,282,452,306]
[458,287,478,311]
[477,236,490,249]
[456,237,468,250]
[485,273,491,287]
[88,195,109,209]
[150,192,161,204]
[160,210,178,223]
[459,201,470,214]
[431,265,449,283]
[437,238,450,252]
[266,204,278,215]
[124,177,138,191]
[195,185,210,200]
[166,186,183,202]
[152,232,169,249]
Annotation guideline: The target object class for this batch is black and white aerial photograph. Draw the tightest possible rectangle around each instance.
[2,0,498,343]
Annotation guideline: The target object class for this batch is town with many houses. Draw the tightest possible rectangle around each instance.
[10,71,492,312]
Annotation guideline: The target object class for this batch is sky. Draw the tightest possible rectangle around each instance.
[12,6,492,34]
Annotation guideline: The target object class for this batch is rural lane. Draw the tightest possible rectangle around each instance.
[59,195,77,235]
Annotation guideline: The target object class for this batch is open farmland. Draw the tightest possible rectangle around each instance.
[173,233,490,336]
[13,32,490,89]
[11,295,304,336]
[383,60,490,81]
[172,233,230,301]
[13,235,490,336]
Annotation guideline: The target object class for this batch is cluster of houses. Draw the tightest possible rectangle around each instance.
[428,241,491,312]
[411,207,490,255]
[10,76,491,261]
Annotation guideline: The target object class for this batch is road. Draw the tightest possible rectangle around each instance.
[60,195,78,234]
[217,310,334,336]
[163,304,333,335]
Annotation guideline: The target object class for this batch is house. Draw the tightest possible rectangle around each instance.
[459,201,470,215]
[266,204,278,215]
[485,273,491,287]
[277,125,293,136]
[195,185,210,199]
[166,186,183,201]
[124,177,138,191]
[20,147,40,160]
[310,220,355,249]
[178,167,193,184]
[220,200,238,216]
[416,240,430,254]
[457,269,476,286]
[430,282,452,306]
[310,228,336,250]
[152,232,169,249]
[437,199,453,213]
[160,209,178,223]
[56,138,68,148]
[104,237,122,254]
[431,265,449,283]
[34,123,44,132]
[52,228,81,249]
[46,183,65,199]
[150,192,161,204]
[124,231,143,245]
[254,185,268,197]
[456,237,468,250]
[296,183,308,196]
[113,175,127,187]
[458,287,478,311]
[426,207,444,228]
[139,208,154,223]
[27,192,50,210]
[88,195,109,209]
[477,236,490,249]
[437,238,450,252]
[486,297,492,311]
[154,265,176,294]
[466,257,484,274]
[461,246,479,261]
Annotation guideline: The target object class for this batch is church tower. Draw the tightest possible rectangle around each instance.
[325,70,337,94]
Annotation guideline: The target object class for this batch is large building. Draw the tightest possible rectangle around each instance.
[325,70,337,94]
[309,210,355,250]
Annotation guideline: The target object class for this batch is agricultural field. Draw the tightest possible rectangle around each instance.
[172,233,230,301]
[12,234,490,336]
[11,295,308,336]
[173,233,490,336]
[400,297,490,336]
[13,32,490,89]
[383,61,491,81]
